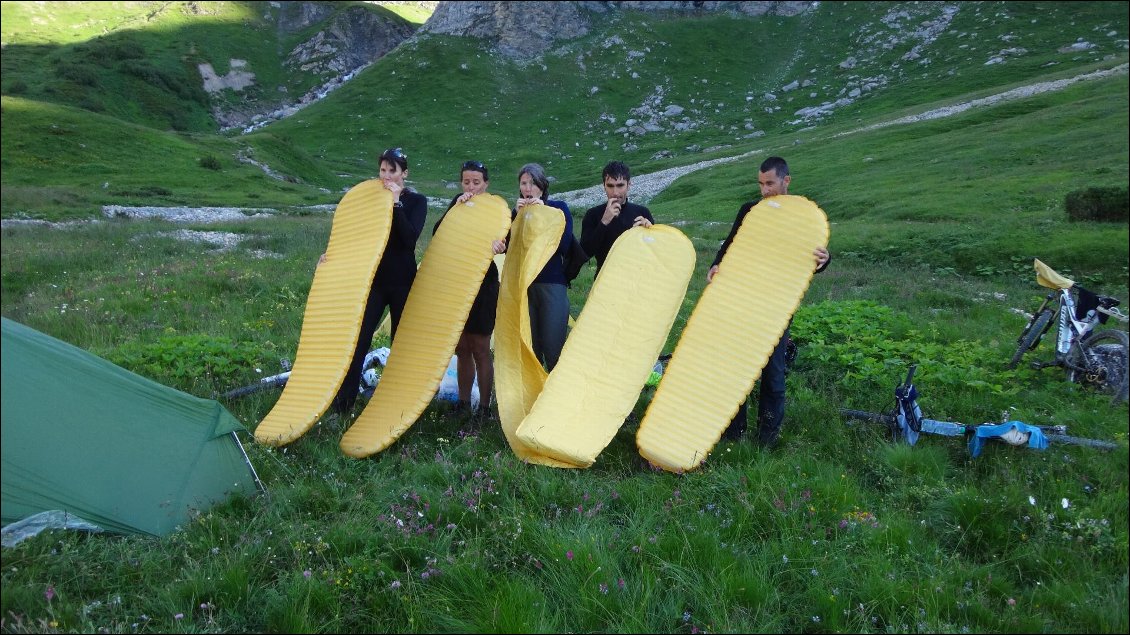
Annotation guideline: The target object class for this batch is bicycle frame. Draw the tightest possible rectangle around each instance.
[1051,288,1094,361]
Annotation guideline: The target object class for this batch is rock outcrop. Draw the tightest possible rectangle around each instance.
[421,1,815,58]
[208,1,422,131]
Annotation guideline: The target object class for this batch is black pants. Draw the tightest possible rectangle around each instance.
[723,327,789,444]
[332,284,410,415]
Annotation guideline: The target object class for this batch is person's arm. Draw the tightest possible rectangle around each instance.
[632,205,655,228]
[388,192,427,249]
[707,202,753,282]
[553,201,573,260]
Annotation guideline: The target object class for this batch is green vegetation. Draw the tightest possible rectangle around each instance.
[1066,186,1130,223]
[1,1,1127,633]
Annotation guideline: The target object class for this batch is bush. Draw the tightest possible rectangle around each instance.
[199,155,223,171]
[5,79,28,95]
[1065,186,1129,222]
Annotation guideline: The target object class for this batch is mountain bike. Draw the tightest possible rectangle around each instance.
[840,364,1118,454]
[1008,259,1129,404]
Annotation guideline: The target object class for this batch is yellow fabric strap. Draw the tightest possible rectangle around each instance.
[340,193,511,458]
[637,195,829,472]
[255,180,392,447]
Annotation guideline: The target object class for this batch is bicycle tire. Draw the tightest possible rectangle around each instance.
[1009,309,1053,369]
[1066,329,1130,404]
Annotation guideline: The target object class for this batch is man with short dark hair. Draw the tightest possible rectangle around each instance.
[707,156,830,448]
[580,161,655,273]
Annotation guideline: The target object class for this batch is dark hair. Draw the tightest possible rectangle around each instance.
[461,160,489,182]
[518,163,550,200]
[379,147,408,172]
[759,156,789,178]
[602,161,631,183]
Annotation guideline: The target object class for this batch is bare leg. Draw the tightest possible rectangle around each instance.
[468,333,493,410]
[455,334,475,404]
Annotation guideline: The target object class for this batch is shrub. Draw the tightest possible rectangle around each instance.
[6,79,29,95]
[1065,186,1129,222]
[55,63,99,87]
[199,155,223,171]
[105,334,267,395]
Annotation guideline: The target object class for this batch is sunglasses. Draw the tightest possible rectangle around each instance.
[382,147,407,161]
[462,160,485,172]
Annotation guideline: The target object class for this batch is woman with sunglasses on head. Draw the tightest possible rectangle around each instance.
[513,163,573,371]
[434,160,507,419]
[321,147,428,419]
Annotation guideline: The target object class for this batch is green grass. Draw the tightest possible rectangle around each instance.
[1,2,1128,633]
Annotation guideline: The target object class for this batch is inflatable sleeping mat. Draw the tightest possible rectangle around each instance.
[513,225,696,467]
[255,180,393,447]
[340,193,511,458]
[637,195,829,472]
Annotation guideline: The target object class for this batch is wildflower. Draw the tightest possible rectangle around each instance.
[683,610,692,623]
[45,586,55,602]
[631,545,640,553]
[1007,598,1016,607]
[175,613,184,620]
[810,568,819,576]
[390,580,402,590]
[1029,496,1036,506]
[599,583,608,594]
[1061,498,1070,509]
[618,578,625,589]
[782,555,789,563]
[566,550,574,561]
[303,569,312,579]
[812,615,821,623]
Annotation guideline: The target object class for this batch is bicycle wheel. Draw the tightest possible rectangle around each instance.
[1065,329,1130,404]
[1008,309,1053,369]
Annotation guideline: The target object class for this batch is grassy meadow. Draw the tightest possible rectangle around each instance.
[2,1,1129,633]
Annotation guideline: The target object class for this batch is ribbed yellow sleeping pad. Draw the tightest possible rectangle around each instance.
[637,195,829,472]
[515,225,696,468]
[340,193,511,458]
[254,180,393,447]
[494,203,578,467]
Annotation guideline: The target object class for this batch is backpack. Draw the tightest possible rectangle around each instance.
[562,236,589,286]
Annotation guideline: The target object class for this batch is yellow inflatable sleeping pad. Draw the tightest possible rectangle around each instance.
[515,225,696,468]
[254,180,393,447]
[637,195,829,472]
[340,193,511,458]
[495,203,577,467]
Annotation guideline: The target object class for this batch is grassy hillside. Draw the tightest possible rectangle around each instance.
[0,1,419,132]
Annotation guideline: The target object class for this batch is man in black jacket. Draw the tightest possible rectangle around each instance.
[708,156,830,448]
[580,161,654,273]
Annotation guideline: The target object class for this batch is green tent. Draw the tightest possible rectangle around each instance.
[1,318,263,539]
